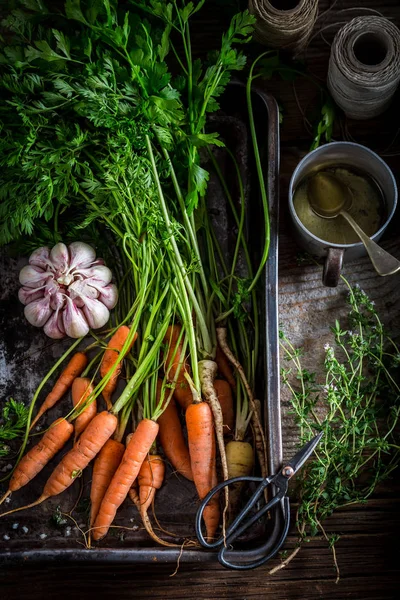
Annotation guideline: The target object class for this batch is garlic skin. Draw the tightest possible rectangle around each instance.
[24,296,52,328]
[19,242,118,339]
[99,284,119,309]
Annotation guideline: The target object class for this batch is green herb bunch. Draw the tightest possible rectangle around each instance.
[280,278,400,581]
[0,1,266,457]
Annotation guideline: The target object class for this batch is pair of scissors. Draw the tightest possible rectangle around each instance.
[195,432,323,570]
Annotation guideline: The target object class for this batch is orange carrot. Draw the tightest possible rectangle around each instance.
[100,326,138,410]
[164,325,192,410]
[42,411,117,498]
[92,418,159,541]
[216,344,236,389]
[72,377,97,441]
[30,352,88,429]
[157,381,193,481]
[0,411,118,517]
[138,454,165,516]
[214,379,234,436]
[0,418,74,505]
[186,402,220,540]
[89,438,125,528]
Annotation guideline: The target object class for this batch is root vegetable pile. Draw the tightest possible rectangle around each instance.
[0,0,271,549]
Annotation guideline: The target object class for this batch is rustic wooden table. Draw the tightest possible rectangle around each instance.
[2,0,400,598]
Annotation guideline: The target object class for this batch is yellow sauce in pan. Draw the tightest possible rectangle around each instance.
[293,166,385,244]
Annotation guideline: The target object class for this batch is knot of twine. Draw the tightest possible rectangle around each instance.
[248,0,318,52]
[328,16,400,120]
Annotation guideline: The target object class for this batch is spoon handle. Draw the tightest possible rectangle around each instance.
[341,211,400,276]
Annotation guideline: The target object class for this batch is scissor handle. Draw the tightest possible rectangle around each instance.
[195,474,276,550]
[218,496,290,570]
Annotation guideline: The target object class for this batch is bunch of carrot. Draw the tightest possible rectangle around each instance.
[0,318,245,545]
[0,1,270,549]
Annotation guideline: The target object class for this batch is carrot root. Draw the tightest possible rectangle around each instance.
[216,344,236,389]
[164,325,193,410]
[30,351,88,430]
[42,411,118,500]
[92,418,159,541]
[186,401,220,540]
[0,496,46,518]
[0,490,11,506]
[72,377,97,441]
[214,379,235,436]
[89,438,125,528]
[198,360,229,517]
[128,488,179,548]
[100,326,137,410]
[216,327,268,478]
[157,381,193,481]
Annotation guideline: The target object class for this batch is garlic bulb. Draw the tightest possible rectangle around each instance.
[19,242,118,339]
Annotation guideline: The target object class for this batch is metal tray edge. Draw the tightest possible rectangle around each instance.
[0,83,282,567]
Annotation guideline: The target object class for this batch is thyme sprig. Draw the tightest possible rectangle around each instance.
[279,277,400,581]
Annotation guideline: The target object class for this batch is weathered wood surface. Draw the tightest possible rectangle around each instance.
[2,0,400,598]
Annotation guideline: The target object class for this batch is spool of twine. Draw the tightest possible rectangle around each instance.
[248,0,319,52]
[327,17,400,120]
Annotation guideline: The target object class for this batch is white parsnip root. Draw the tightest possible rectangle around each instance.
[198,359,229,517]
[128,486,178,548]
[216,327,268,478]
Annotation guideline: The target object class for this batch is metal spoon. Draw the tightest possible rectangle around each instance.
[308,172,400,277]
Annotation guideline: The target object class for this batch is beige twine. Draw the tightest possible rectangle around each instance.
[248,0,319,52]
[327,16,400,120]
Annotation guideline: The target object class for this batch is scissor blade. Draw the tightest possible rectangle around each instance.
[286,432,323,475]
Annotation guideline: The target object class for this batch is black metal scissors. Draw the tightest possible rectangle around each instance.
[195,432,323,570]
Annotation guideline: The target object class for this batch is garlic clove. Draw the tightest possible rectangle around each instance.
[43,310,66,339]
[18,287,45,306]
[50,242,69,274]
[63,296,90,338]
[28,247,51,270]
[81,297,110,330]
[19,265,53,289]
[68,279,99,301]
[98,284,119,309]
[57,311,66,335]
[50,292,65,312]
[83,278,110,293]
[73,265,112,286]
[24,296,52,328]
[44,278,60,296]
[68,242,96,271]
[73,297,85,308]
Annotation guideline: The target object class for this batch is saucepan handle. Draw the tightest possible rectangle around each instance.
[323,247,344,287]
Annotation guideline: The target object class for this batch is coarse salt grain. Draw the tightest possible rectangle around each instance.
[3,535,10,541]
[22,526,29,534]
[12,523,19,530]
[39,533,47,539]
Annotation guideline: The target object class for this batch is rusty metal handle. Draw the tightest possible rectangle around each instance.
[323,247,344,287]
